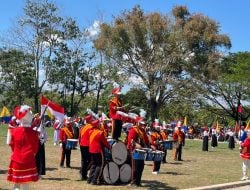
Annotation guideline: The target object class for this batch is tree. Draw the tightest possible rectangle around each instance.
[201,52,250,123]
[1,0,66,112]
[94,5,230,121]
[0,49,34,107]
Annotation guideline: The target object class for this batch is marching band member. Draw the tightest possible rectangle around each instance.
[228,128,235,149]
[33,113,47,177]
[53,120,61,146]
[59,117,74,168]
[127,116,149,187]
[109,87,124,140]
[7,105,39,190]
[88,120,111,185]
[6,116,18,145]
[173,121,185,161]
[79,115,93,180]
[240,130,250,180]
[151,122,163,174]
[160,124,168,163]
[202,126,209,151]
[211,126,218,148]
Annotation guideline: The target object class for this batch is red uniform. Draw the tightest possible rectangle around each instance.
[109,96,123,120]
[173,128,185,161]
[89,128,110,153]
[7,127,39,183]
[127,126,149,151]
[127,125,149,187]
[241,138,250,159]
[79,123,92,146]
[59,125,73,143]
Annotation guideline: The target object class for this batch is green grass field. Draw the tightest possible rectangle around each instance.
[0,124,243,190]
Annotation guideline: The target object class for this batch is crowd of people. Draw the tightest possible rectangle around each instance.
[2,87,250,189]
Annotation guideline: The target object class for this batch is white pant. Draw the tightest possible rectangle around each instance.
[53,130,60,143]
[14,184,29,190]
[242,159,249,177]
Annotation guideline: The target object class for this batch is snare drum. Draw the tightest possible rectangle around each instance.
[119,163,131,183]
[146,150,155,161]
[132,149,147,160]
[153,151,164,161]
[103,162,119,184]
[163,140,173,150]
[66,139,78,149]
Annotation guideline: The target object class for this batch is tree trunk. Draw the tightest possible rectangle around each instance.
[95,82,101,113]
[150,98,158,122]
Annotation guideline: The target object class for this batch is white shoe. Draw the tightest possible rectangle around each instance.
[240,176,248,180]
[152,171,158,175]
[54,142,57,146]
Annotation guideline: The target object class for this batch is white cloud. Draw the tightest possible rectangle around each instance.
[86,20,101,38]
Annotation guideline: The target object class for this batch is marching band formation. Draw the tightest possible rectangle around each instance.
[4,87,250,189]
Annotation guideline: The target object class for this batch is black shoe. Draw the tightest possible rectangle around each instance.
[81,176,88,181]
[66,165,71,168]
[178,159,183,161]
[91,182,97,185]
[59,165,64,168]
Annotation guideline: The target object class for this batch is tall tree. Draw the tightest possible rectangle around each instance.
[201,52,250,123]
[1,0,65,112]
[94,6,231,121]
[0,49,34,107]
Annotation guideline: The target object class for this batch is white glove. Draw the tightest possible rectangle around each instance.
[59,143,63,148]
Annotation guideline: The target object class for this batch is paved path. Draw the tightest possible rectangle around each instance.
[183,180,250,190]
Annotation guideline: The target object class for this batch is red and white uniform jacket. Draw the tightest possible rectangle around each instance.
[89,128,110,154]
[59,125,73,144]
[79,123,92,147]
[109,96,123,120]
[127,126,149,152]
[240,138,250,159]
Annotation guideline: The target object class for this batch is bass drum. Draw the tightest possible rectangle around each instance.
[112,141,128,165]
[103,162,119,185]
[119,163,131,183]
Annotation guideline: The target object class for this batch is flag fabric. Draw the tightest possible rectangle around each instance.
[41,96,65,122]
[0,106,11,117]
[0,106,12,123]
[245,120,250,130]
[183,116,187,126]
[216,121,220,133]
[234,121,239,133]
[45,109,54,120]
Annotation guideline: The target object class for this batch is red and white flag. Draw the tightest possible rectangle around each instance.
[41,95,65,122]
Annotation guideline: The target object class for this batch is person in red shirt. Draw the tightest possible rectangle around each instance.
[7,105,39,190]
[127,116,149,187]
[87,120,111,185]
[240,130,250,180]
[78,115,93,180]
[109,87,124,140]
[150,122,164,174]
[59,118,74,168]
[173,121,185,161]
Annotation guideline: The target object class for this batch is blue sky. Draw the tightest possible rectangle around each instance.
[0,0,250,52]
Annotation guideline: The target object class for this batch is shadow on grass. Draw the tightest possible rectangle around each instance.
[42,177,69,181]
[0,170,7,174]
[46,167,57,171]
[143,180,177,190]
[167,162,182,165]
[159,171,187,176]
[70,166,81,170]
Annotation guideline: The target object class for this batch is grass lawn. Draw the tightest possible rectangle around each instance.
[0,124,243,190]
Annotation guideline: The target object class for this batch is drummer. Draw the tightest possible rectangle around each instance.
[59,117,74,168]
[127,116,149,187]
[173,121,185,161]
[79,115,93,180]
[160,122,168,163]
[151,121,164,174]
[88,120,111,185]
[109,87,125,140]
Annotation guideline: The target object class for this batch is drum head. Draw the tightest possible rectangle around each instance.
[119,164,131,183]
[103,162,119,184]
[112,142,127,165]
